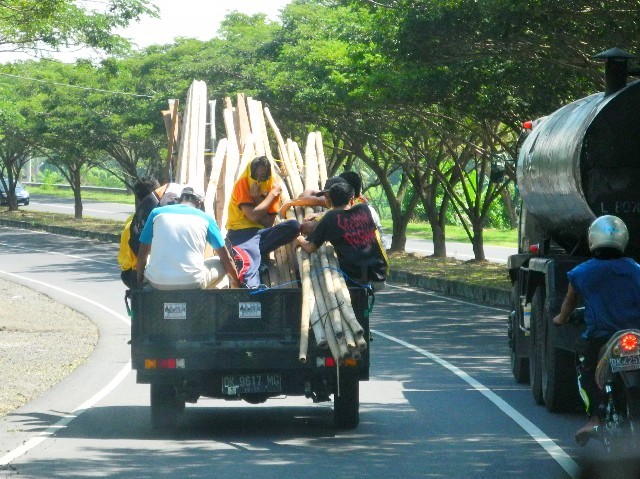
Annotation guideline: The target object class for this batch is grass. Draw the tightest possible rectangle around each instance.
[386,251,510,290]
[0,209,125,235]
[381,220,518,247]
[2,195,514,292]
[27,185,135,204]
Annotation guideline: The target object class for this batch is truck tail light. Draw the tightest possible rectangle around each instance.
[144,358,185,369]
[316,357,336,367]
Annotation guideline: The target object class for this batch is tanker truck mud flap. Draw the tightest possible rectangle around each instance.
[509,282,530,384]
[529,286,545,405]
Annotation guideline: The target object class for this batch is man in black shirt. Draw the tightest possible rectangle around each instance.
[296,182,388,291]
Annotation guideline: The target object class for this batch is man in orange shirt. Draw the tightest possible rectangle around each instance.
[226,156,299,288]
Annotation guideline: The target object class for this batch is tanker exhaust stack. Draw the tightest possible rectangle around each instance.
[593,47,636,96]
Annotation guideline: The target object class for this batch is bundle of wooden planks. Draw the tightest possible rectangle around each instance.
[161,80,367,364]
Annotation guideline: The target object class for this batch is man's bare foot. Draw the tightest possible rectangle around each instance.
[575,416,602,446]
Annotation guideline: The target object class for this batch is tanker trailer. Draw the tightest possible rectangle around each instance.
[507,48,640,412]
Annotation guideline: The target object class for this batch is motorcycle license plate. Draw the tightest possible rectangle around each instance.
[221,373,282,395]
[610,354,640,373]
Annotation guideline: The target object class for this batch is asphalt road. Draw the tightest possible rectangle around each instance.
[26,194,518,263]
[0,226,609,478]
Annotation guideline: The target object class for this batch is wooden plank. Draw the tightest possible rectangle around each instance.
[167,99,179,183]
[193,80,208,191]
[247,98,266,157]
[220,107,240,237]
[236,93,252,155]
[206,138,227,220]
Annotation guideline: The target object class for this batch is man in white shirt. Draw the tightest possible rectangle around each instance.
[136,185,240,289]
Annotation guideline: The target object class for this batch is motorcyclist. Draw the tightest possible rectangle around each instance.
[553,215,640,445]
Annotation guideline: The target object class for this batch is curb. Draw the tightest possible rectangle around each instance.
[388,270,510,308]
[1,218,510,308]
[0,218,120,243]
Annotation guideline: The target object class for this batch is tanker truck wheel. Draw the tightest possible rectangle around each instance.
[150,384,182,430]
[529,287,544,405]
[334,373,359,429]
[510,284,530,384]
[541,311,580,412]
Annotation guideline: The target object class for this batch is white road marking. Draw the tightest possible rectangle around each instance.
[31,202,125,214]
[387,283,508,313]
[375,285,579,479]
[0,237,116,266]
[0,271,132,466]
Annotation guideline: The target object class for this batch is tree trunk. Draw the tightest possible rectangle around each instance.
[72,174,83,220]
[471,220,485,260]
[431,221,447,257]
[500,185,518,228]
[390,220,408,252]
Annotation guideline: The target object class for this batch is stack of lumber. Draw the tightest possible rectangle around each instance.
[161,80,367,364]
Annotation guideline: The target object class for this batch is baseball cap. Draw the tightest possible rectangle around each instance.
[314,176,349,197]
[180,184,205,201]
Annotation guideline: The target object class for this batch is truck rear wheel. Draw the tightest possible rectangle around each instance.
[529,287,544,404]
[150,384,182,430]
[541,312,580,412]
[510,284,529,384]
[334,374,359,429]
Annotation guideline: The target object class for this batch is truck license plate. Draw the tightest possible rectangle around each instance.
[610,355,640,373]
[222,373,282,395]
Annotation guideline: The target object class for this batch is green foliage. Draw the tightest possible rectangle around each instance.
[38,169,64,187]
[0,0,157,55]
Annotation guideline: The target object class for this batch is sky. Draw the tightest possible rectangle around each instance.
[120,0,291,49]
[2,0,291,63]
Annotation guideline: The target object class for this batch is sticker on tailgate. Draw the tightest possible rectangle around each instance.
[239,302,262,318]
[164,303,186,319]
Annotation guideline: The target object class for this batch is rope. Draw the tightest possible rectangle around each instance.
[248,265,373,295]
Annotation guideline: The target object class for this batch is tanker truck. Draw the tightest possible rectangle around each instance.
[507,48,640,412]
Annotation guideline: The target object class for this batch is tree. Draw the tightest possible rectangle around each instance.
[0,0,158,56]
[23,60,108,218]
[0,65,37,210]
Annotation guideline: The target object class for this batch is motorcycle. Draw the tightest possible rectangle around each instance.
[592,328,640,453]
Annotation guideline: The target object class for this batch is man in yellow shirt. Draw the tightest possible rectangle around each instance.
[226,156,299,288]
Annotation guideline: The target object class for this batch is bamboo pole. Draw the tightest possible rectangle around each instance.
[311,251,348,359]
[326,245,367,350]
[297,247,312,362]
[304,132,319,193]
[315,131,328,189]
[309,252,339,356]
[285,139,304,198]
[317,245,344,339]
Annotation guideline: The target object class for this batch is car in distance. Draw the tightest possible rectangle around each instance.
[0,181,30,206]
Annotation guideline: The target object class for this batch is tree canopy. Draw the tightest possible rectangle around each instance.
[2,0,639,255]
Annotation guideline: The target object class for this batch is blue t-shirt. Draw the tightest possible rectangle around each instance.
[568,257,640,339]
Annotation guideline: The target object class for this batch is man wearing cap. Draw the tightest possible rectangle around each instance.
[225,156,300,288]
[136,185,241,290]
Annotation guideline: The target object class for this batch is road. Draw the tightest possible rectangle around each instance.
[26,195,518,263]
[0,226,609,478]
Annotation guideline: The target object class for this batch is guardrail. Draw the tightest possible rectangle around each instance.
[22,182,130,194]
